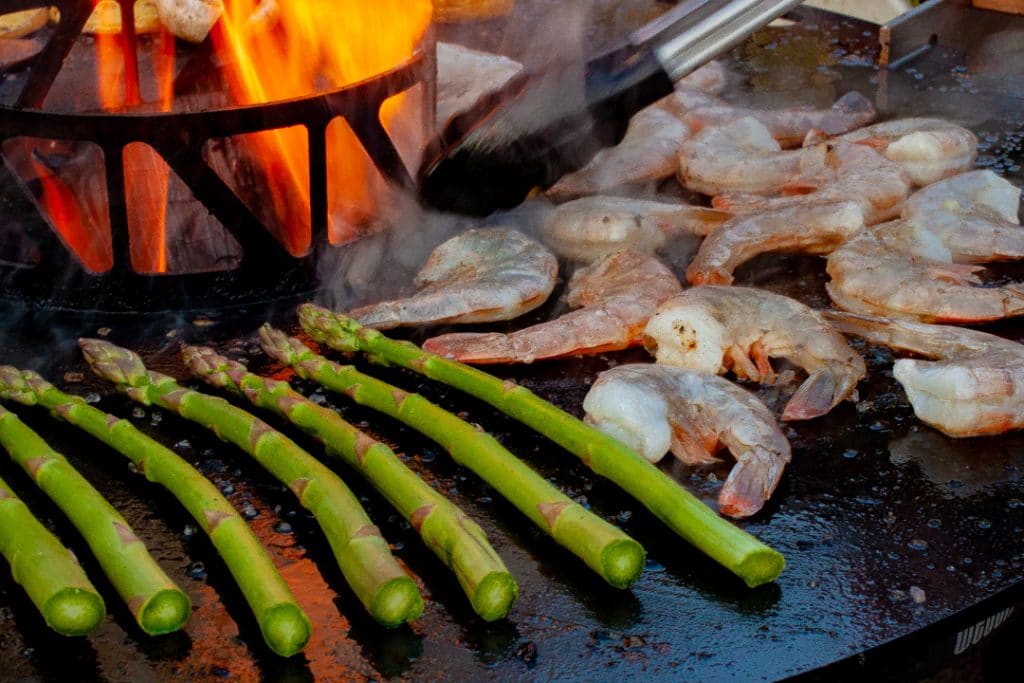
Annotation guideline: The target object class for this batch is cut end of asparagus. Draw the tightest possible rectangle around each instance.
[261,603,313,657]
[43,588,106,637]
[138,589,191,635]
[736,548,786,589]
[601,539,646,590]
[370,577,424,627]
[472,571,518,622]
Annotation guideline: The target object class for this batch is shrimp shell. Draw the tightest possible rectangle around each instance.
[838,117,977,186]
[583,363,791,518]
[422,250,681,363]
[347,228,557,329]
[644,286,866,420]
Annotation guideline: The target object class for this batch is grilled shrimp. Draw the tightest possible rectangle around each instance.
[583,364,791,518]
[685,91,876,148]
[835,117,977,186]
[542,195,731,262]
[685,200,865,285]
[825,311,1024,437]
[678,116,807,195]
[347,228,558,329]
[826,173,1024,322]
[713,140,911,225]
[423,250,681,363]
[644,286,866,420]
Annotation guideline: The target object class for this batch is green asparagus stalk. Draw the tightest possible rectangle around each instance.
[258,327,646,590]
[0,368,311,656]
[182,345,519,619]
[0,403,189,634]
[79,339,423,627]
[299,304,785,588]
[0,469,105,636]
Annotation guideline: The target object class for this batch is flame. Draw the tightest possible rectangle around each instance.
[214,0,432,252]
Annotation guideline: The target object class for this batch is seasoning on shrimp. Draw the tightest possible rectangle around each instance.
[583,364,791,518]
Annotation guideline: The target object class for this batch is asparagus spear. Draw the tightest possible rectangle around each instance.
[0,368,312,656]
[0,469,106,636]
[257,327,646,590]
[79,339,424,627]
[0,403,190,635]
[182,345,520,618]
[298,304,786,588]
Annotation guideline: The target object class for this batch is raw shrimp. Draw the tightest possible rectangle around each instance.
[583,364,791,518]
[676,59,728,95]
[712,140,911,225]
[643,286,866,420]
[685,91,876,148]
[347,228,558,329]
[685,200,865,285]
[542,195,731,262]
[825,310,1024,437]
[826,174,1024,322]
[423,250,681,363]
[546,89,718,199]
[677,116,807,195]
[835,117,977,186]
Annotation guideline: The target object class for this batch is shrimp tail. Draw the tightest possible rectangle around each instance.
[422,332,520,364]
[718,447,788,518]
[782,370,859,421]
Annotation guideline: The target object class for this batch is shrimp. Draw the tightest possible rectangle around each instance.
[685,91,876,148]
[643,286,866,420]
[545,89,718,200]
[542,195,731,262]
[677,116,807,195]
[826,174,1024,322]
[712,140,911,225]
[583,364,791,518]
[676,59,728,95]
[346,228,558,329]
[422,250,681,363]
[824,311,1024,437]
[685,200,865,285]
[832,117,977,186]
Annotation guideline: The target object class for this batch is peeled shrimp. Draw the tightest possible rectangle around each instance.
[685,200,865,285]
[712,140,911,225]
[583,364,791,518]
[825,311,1024,437]
[835,117,977,186]
[826,173,1024,322]
[542,195,731,262]
[347,228,557,329]
[685,91,876,149]
[423,250,681,363]
[546,89,718,200]
[644,286,866,420]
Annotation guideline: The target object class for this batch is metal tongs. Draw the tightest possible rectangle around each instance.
[418,0,804,213]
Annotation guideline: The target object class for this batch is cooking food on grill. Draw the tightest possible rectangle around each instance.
[347,227,558,330]
[256,327,645,589]
[583,364,791,519]
[685,200,865,285]
[901,169,1021,237]
[299,304,785,588]
[155,0,223,43]
[0,395,190,635]
[424,250,681,363]
[683,90,877,149]
[826,311,1024,437]
[643,286,866,421]
[80,340,435,627]
[0,7,50,39]
[436,41,524,126]
[712,139,911,225]
[541,195,729,262]
[0,466,106,637]
[0,368,311,655]
[183,346,534,603]
[831,117,978,187]
[84,0,162,35]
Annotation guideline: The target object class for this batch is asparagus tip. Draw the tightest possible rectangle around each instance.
[601,539,646,590]
[370,577,424,627]
[79,338,146,386]
[138,589,191,635]
[472,571,518,622]
[43,588,106,637]
[261,603,314,657]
